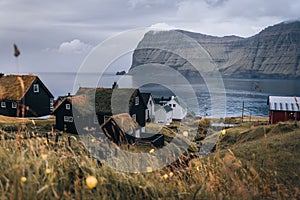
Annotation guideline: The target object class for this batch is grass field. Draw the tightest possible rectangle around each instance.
[0,115,299,199]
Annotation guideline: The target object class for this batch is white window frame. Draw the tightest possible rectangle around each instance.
[1,101,6,108]
[135,96,139,106]
[132,114,136,121]
[65,103,71,110]
[64,116,73,122]
[33,84,39,93]
[12,102,17,109]
[50,98,54,111]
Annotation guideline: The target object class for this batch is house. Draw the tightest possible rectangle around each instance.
[154,105,173,124]
[76,87,147,131]
[101,113,164,147]
[166,96,187,121]
[268,96,300,124]
[0,74,54,117]
[140,93,155,122]
[53,94,95,134]
[54,87,147,134]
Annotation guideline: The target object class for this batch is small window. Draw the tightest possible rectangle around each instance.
[173,104,176,108]
[65,104,71,110]
[132,114,136,121]
[291,103,295,110]
[12,102,17,109]
[64,116,73,122]
[285,103,289,110]
[135,96,139,106]
[1,102,6,108]
[274,103,277,110]
[50,99,54,111]
[33,84,39,93]
[279,103,283,110]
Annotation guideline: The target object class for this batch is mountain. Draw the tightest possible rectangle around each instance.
[131,21,300,78]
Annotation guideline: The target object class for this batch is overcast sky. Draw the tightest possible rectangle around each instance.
[0,0,300,74]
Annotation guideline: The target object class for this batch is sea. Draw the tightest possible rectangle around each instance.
[36,72,300,118]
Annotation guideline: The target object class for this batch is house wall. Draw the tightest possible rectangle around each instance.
[24,79,53,117]
[129,93,146,128]
[0,100,19,117]
[269,110,300,124]
[145,96,155,122]
[155,109,172,124]
[54,100,77,134]
[167,99,186,120]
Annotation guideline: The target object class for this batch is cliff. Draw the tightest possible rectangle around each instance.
[131,21,300,78]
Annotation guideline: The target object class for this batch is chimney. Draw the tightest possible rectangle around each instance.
[67,92,71,97]
[112,82,118,89]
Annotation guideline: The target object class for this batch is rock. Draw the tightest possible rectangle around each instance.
[131,21,300,79]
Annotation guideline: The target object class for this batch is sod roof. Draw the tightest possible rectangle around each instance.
[0,74,37,101]
[76,87,142,115]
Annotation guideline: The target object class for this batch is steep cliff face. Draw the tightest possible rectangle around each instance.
[131,21,300,78]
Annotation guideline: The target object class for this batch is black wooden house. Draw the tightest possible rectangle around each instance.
[0,74,54,117]
[54,87,147,134]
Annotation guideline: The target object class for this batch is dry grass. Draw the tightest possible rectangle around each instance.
[0,117,299,199]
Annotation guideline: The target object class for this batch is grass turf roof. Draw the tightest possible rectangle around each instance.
[76,87,140,115]
[0,74,37,101]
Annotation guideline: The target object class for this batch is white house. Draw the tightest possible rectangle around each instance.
[154,105,173,125]
[141,93,155,122]
[166,96,187,121]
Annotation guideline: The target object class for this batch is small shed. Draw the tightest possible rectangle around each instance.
[268,96,300,124]
[101,113,139,145]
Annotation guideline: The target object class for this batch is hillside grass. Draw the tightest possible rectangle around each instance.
[0,116,299,199]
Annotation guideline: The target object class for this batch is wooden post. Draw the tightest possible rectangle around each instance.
[55,134,59,143]
[241,100,244,123]
[68,136,71,146]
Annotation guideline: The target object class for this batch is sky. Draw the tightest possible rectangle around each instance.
[0,0,300,74]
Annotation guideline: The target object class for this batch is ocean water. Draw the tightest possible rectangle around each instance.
[36,72,300,118]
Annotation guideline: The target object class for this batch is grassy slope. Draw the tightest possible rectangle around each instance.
[0,115,299,199]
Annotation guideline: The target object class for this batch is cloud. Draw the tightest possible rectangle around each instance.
[58,39,93,54]
[150,23,176,31]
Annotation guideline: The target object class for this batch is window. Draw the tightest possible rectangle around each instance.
[12,102,17,109]
[1,102,6,108]
[274,103,277,110]
[50,99,54,111]
[33,84,39,93]
[64,116,73,122]
[65,104,71,110]
[291,103,295,110]
[132,114,136,121]
[286,103,289,110]
[279,103,283,110]
[135,96,139,106]
[173,104,176,108]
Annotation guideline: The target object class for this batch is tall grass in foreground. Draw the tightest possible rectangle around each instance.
[0,122,299,199]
